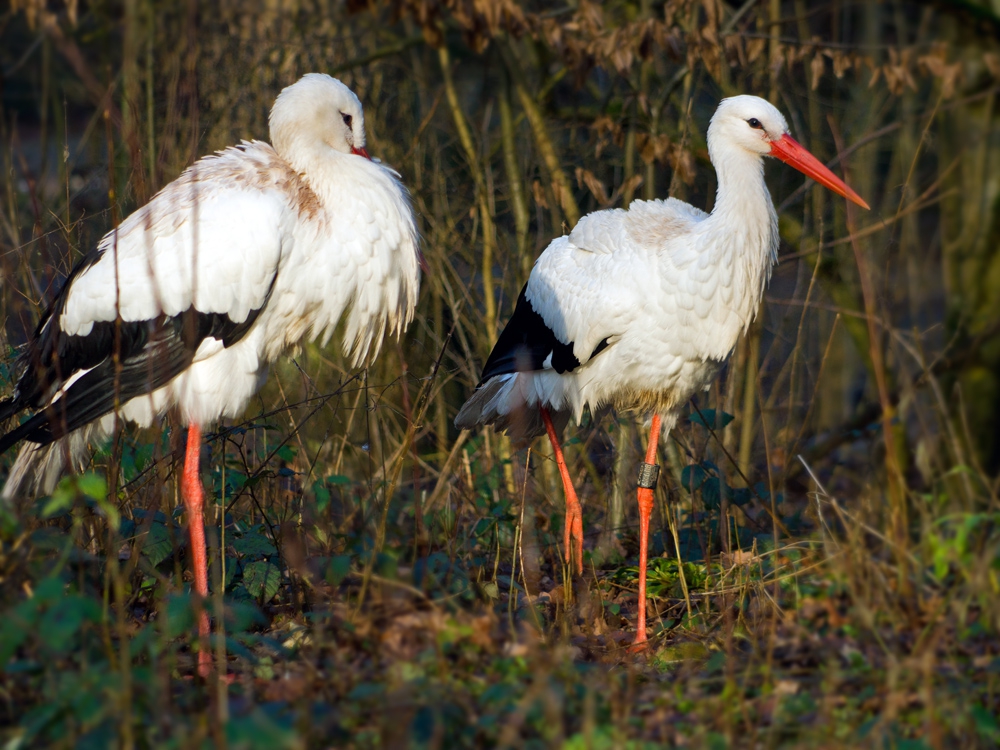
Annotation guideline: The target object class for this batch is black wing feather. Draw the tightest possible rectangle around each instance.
[0,275,275,454]
[478,284,581,385]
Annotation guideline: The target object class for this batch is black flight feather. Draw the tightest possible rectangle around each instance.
[478,284,581,385]
[0,273,276,454]
[478,284,612,387]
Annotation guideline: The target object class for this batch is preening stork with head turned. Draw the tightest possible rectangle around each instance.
[455,95,869,647]
[0,73,421,675]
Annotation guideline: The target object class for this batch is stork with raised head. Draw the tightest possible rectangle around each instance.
[455,95,868,647]
[0,73,421,675]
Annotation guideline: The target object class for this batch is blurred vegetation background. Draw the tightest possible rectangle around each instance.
[2,0,1000,747]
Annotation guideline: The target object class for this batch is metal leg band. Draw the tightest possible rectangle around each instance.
[637,462,660,490]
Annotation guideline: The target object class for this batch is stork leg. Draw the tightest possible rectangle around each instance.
[633,413,662,648]
[541,407,584,575]
[181,422,212,679]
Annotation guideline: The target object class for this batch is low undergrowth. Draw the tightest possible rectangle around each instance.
[1,408,998,749]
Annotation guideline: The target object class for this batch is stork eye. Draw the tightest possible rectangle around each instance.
[747,118,763,129]
[342,113,353,129]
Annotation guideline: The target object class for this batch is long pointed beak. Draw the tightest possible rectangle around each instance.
[769,134,870,210]
[351,146,371,160]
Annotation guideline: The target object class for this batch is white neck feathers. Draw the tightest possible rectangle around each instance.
[704,141,780,326]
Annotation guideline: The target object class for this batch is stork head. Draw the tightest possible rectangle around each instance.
[709,95,869,209]
[270,73,371,165]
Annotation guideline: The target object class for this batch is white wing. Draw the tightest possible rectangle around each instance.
[525,197,708,367]
[58,142,290,338]
[264,154,420,366]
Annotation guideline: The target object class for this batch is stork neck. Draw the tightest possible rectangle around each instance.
[700,143,780,327]
[277,140,361,211]
[281,140,337,184]
[707,146,777,247]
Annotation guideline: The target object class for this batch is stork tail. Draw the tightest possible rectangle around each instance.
[455,374,569,443]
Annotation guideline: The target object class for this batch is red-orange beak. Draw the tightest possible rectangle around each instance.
[351,146,371,159]
[769,134,870,210]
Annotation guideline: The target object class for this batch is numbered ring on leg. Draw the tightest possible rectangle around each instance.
[637,462,660,490]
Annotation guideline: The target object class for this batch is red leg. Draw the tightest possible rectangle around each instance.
[541,407,583,575]
[633,414,662,648]
[181,422,212,678]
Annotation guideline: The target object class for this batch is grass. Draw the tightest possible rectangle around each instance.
[2,0,1000,747]
[2,404,998,748]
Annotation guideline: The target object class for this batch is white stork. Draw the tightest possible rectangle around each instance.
[455,95,868,647]
[0,73,421,675]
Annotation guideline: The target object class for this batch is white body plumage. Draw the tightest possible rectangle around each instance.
[457,96,784,438]
[1,74,420,498]
[64,139,418,429]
